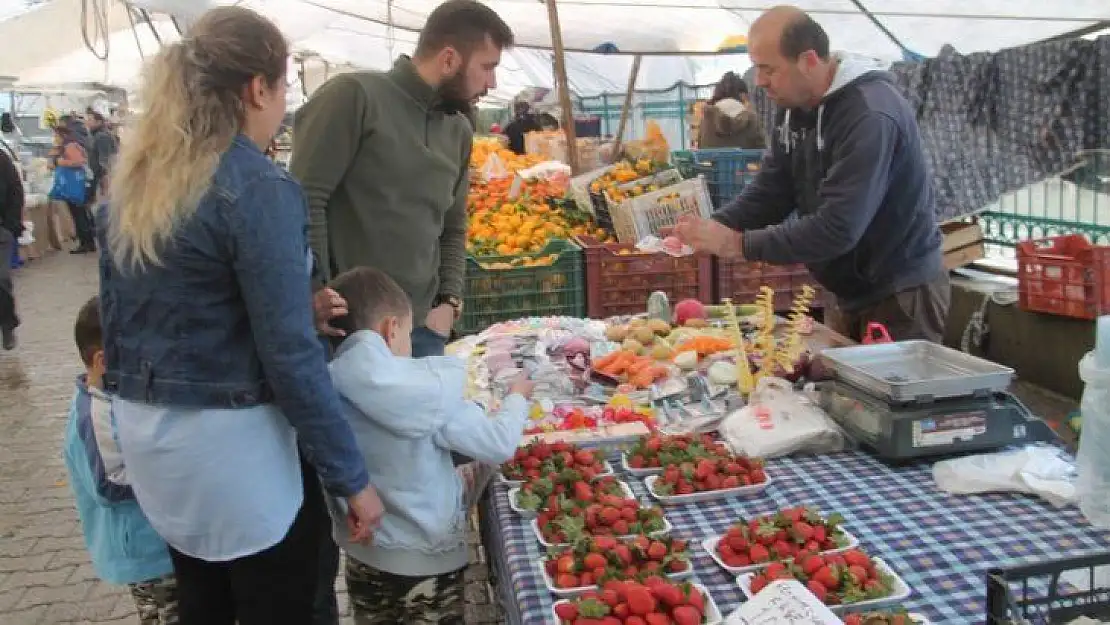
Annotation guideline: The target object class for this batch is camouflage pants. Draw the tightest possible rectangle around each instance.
[128,574,179,625]
[345,557,464,625]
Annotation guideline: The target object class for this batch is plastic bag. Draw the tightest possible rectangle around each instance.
[17,220,33,246]
[719,377,847,458]
[508,160,571,199]
[479,151,510,181]
[635,235,694,257]
[932,443,1077,507]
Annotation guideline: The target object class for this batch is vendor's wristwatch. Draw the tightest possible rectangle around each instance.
[435,294,464,319]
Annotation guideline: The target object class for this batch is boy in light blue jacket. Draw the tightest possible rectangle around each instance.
[61,296,178,624]
[325,267,534,625]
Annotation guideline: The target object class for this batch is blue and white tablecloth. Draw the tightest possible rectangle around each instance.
[481,450,1110,624]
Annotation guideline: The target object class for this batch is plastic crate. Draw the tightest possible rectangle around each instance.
[987,553,1110,624]
[458,239,585,335]
[672,148,765,210]
[576,235,713,319]
[714,259,824,311]
[1017,235,1110,320]
[569,164,615,216]
[609,177,714,244]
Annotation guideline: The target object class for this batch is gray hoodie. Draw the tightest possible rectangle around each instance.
[714,52,944,311]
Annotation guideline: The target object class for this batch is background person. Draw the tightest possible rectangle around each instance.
[97,7,383,623]
[698,71,766,149]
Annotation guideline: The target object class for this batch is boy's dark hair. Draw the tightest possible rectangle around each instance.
[710,71,749,105]
[75,296,102,366]
[780,13,830,61]
[414,0,514,60]
[327,267,412,348]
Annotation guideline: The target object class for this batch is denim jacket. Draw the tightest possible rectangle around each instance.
[96,135,369,497]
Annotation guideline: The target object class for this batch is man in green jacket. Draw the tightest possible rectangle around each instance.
[292,0,512,357]
[291,3,513,623]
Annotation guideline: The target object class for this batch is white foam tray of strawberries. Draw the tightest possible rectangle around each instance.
[619,452,666,477]
[531,516,674,549]
[507,480,636,519]
[701,528,861,576]
[843,614,932,624]
[550,582,723,625]
[538,557,694,598]
[736,558,912,614]
[643,473,772,505]
[497,459,614,487]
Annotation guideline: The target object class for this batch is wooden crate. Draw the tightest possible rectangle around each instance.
[941,221,985,270]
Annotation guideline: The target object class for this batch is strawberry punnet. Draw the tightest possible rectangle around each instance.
[536,487,668,545]
[552,579,710,625]
[714,506,849,569]
[502,439,607,482]
[842,609,921,624]
[516,474,627,513]
[747,548,896,608]
[650,454,767,497]
[624,433,731,470]
[543,536,691,589]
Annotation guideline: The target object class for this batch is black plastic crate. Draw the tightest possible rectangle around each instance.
[987,552,1110,624]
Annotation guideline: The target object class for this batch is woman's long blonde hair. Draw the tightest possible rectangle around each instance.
[108,6,288,270]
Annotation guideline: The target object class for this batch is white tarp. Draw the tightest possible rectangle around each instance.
[3,0,1109,101]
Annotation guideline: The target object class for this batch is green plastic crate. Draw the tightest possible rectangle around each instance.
[457,239,585,335]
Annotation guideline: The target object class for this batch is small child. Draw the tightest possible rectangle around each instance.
[61,296,178,625]
[325,267,534,625]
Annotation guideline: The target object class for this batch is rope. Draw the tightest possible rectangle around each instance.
[960,288,1020,354]
[80,0,111,62]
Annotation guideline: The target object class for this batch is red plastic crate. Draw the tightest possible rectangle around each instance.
[1017,235,1110,320]
[575,235,713,319]
[714,259,824,311]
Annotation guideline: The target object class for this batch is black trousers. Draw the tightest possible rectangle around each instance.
[0,228,16,330]
[168,458,327,625]
[64,200,95,247]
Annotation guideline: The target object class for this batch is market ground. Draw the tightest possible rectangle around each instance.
[0,252,504,625]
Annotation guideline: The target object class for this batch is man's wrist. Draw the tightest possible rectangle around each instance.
[717,231,746,259]
[433,293,464,319]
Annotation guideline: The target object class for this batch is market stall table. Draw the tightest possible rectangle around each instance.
[472,321,1110,624]
[482,449,1110,624]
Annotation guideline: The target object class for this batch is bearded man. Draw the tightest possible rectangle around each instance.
[292,0,512,355]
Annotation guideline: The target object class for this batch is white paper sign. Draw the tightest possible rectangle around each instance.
[725,580,841,625]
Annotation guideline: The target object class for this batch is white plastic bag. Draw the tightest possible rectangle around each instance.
[635,235,694,257]
[17,220,33,246]
[479,151,510,181]
[932,444,1077,507]
[719,377,847,458]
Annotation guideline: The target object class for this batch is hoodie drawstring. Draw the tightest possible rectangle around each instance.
[778,106,826,154]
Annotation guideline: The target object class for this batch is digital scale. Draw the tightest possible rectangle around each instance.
[817,341,1058,462]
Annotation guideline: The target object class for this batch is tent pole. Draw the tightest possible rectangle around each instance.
[611,54,642,159]
[544,0,581,174]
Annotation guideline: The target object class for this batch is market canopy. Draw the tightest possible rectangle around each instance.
[2,0,1109,101]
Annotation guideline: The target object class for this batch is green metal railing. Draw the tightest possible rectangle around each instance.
[574,81,715,150]
[977,151,1110,252]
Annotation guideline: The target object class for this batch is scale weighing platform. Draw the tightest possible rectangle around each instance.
[817,341,1058,461]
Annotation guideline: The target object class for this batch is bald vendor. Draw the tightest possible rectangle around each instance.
[672,6,949,343]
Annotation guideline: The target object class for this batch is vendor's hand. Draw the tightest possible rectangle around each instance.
[672,215,745,258]
[313,287,348,337]
[346,485,385,544]
[425,303,456,338]
[509,374,536,399]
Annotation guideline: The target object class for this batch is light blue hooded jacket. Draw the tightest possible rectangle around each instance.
[327,330,529,576]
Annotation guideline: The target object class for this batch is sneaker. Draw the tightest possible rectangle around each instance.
[1,326,15,351]
[70,243,96,255]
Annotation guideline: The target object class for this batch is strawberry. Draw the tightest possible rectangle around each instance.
[848,564,870,585]
[749,544,770,563]
[612,603,629,618]
[575,449,597,465]
[652,583,684,607]
[553,602,578,620]
[594,536,617,551]
[672,605,701,625]
[613,545,632,564]
[685,585,705,613]
[556,573,579,588]
[601,618,621,625]
[625,584,657,615]
[557,555,577,574]
[625,617,647,625]
[800,554,825,576]
[750,574,769,595]
[601,589,621,607]
[812,566,840,591]
[842,549,871,568]
[647,541,668,561]
[645,614,671,625]
[806,579,828,602]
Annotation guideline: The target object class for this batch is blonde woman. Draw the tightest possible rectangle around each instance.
[96,7,383,624]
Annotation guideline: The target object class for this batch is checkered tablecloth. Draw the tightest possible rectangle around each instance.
[482,450,1110,625]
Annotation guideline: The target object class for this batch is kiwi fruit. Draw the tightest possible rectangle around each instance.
[621,338,644,354]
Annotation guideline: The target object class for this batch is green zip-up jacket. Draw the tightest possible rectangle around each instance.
[291,56,471,323]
